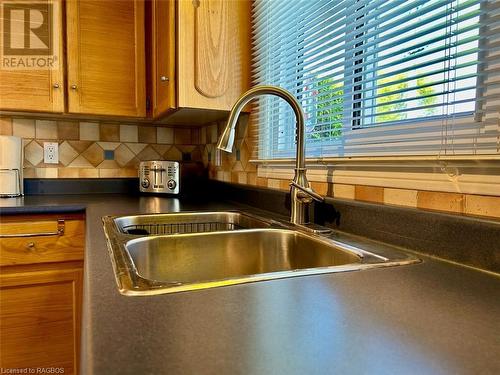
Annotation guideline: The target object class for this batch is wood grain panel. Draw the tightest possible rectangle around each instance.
[177,0,251,111]
[66,0,146,117]
[194,0,229,98]
[0,0,64,113]
[0,265,83,374]
[0,219,85,266]
[151,0,176,117]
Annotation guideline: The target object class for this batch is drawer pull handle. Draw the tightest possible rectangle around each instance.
[26,242,35,249]
[0,220,65,238]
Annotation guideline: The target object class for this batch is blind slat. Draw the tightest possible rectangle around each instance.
[253,0,499,159]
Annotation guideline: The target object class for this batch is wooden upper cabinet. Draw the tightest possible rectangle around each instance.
[177,0,251,111]
[66,0,146,117]
[0,0,65,113]
[151,0,176,117]
[151,0,251,117]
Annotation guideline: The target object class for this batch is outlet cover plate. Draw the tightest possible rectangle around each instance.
[43,142,59,164]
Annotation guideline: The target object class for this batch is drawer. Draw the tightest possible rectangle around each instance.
[0,216,85,266]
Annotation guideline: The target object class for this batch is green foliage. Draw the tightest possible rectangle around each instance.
[310,77,343,140]
[376,73,438,123]
[307,72,440,142]
[376,74,409,123]
[416,77,438,116]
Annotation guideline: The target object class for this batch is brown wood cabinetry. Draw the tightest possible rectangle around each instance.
[0,213,85,374]
[0,0,65,113]
[66,0,146,117]
[0,0,146,117]
[150,0,251,119]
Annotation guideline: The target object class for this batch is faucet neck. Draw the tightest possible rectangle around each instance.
[218,85,306,172]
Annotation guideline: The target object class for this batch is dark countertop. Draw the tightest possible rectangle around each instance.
[1,194,499,375]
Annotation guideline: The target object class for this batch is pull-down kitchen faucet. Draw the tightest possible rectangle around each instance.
[217,85,324,226]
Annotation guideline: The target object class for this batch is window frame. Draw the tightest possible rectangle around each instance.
[261,0,486,161]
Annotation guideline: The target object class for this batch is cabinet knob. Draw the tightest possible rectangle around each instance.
[71,84,78,90]
[160,76,169,82]
[26,242,35,250]
[53,83,60,89]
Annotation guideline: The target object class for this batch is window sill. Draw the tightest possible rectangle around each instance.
[254,155,500,196]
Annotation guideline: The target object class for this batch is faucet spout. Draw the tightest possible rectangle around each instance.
[217,85,321,225]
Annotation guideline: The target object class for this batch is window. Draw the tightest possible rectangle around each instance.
[253,0,499,159]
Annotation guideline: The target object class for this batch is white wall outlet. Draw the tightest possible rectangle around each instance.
[43,142,59,164]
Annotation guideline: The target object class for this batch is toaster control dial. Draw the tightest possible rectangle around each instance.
[141,178,150,189]
[167,179,177,190]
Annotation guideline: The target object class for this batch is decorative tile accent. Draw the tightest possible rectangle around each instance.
[136,145,160,161]
[82,143,104,167]
[151,144,170,156]
[68,155,93,168]
[200,126,207,144]
[78,168,99,178]
[207,124,218,143]
[80,122,99,141]
[35,167,58,178]
[114,144,135,167]
[247,172,257,185]
[465,195,500,218]
[104,150,114,160]
[333,184,355,199]
[25,140,44,166]
[58,141,78,166]
[23,168,35,178]
[138,126,156,143]
[191,128,200,144]
[13,118,35,138]
[164,146,182,161]
[120,124,138,142]
[97,160,119,169]
[279,179,289,191]
[57,120,79,140]
[68,140,93,154]
[100,123,120,142]
[98,142,120,151]
[125,143,147,155]
[311,181,328,196]
[58,168,79,178]
[35,120,57,139]
[191,146,202,162]
[0,117,13,135]
[417,191,465,213]
[174,128,191,144]
[256,177,268,187]
[126,157,140,168]
[355,185,384,203]
[157,127,174,144]
[384,188,418,207]
[268,179,281,189]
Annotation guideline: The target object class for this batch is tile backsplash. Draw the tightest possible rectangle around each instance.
[199,119,500,220]
[0,116,202,178]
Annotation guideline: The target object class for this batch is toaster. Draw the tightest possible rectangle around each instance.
[139,161,179,194]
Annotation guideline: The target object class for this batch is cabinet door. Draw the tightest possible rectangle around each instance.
[151,0,176,117]
[0,0,64,113]
[177,0,251,111]
[0,265,83,374]
[66,0,146,117]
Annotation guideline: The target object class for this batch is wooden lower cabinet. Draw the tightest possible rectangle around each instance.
[0,214,85,374]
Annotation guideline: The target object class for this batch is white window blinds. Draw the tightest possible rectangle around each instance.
[252,0,500,160]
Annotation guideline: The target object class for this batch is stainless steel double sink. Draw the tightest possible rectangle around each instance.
[103,211,420,295]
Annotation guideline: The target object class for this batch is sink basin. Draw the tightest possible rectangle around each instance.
[102,211,420,295]
[114,211,272,235]
[126,229,361,284]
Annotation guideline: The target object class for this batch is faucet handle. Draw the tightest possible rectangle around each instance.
[290,181,324,202]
